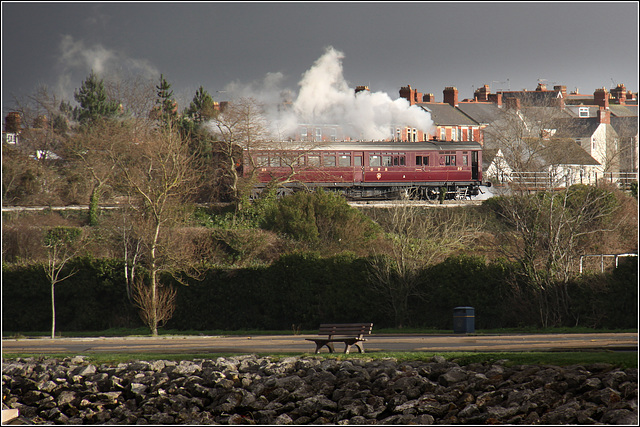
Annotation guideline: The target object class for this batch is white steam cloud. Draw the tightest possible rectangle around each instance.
[225,46,434,141]
[55,35,160,101]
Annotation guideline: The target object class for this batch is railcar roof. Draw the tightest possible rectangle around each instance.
[251,140,482,151]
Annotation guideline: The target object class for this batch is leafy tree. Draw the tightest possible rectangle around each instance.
[74,71,121,124]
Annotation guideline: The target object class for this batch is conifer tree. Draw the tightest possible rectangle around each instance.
[74,71,120,124]
[155,74,178,126]
[185,86,216,124]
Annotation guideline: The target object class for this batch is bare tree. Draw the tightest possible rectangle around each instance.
[132,277,177,333]
[110,123,199,336]
[490,185,623,327]
[367,198,483,328]
[209,97,273,210]
[42,226,85,339]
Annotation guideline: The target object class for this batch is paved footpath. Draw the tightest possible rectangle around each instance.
[2,333,637,354]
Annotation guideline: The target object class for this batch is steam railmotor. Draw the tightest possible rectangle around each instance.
[245,140,485,200]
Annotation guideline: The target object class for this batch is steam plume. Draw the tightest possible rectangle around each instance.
[225,46,434,141]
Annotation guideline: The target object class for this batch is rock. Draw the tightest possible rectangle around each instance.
[2,356,637,425]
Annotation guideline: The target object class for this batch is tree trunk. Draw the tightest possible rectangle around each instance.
[149,221,161,337]
[88,185,101,226]
[51,283,56,339]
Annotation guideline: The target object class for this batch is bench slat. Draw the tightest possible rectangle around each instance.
[318,323,373,336]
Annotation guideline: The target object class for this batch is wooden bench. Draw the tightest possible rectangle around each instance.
[306,323,373,354]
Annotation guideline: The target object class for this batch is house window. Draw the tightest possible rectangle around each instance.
[330,128,337,142]
[316,128,322,140]
[579,107,589,118]
[440,128,446,140]
[5,133,17,144]
[301,127,307,138]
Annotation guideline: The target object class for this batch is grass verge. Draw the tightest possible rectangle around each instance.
[3,326,637,339]
[3,351,636,369]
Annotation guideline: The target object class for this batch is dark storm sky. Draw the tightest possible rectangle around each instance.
[2,2,638,113]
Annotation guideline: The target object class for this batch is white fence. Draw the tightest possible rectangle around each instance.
[579,253,638,273]
[493,171,637,191]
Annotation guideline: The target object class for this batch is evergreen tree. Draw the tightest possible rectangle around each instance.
[74,71,120,124]
[185,86,216,124]
[155,74,178,126]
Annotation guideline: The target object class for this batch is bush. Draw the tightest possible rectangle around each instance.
[261,189,380,249]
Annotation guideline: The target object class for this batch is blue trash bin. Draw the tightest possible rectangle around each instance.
[453,307,475,333]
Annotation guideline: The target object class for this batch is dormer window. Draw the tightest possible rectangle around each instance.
[579,107,589,118]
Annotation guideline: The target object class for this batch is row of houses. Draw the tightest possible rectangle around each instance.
[396,82,637,187]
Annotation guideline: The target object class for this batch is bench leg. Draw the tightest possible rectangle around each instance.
[315,342,335,354]
[344,342,364,354]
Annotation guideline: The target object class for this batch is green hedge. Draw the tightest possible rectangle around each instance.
[2,255,636,332]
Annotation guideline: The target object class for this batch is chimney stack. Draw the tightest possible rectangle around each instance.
[474,84,490,101]
[443,86,458,107]
[355,85,370,94]
[4,112,21,133]
[594,87,609,109]
[504,97,521,110]
[598,107,610,124]
[399,85,422,105]
[553,85,567,97]
[536,83,547,91]
[422,93,435,103]
[611,83,627,105]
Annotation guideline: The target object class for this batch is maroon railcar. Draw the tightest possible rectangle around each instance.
[245,140,484,200]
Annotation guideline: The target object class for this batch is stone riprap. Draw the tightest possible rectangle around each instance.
[2,355,637,424]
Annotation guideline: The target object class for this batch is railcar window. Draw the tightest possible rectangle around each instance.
[269,157,281,167]
[463,155,468,166]
[445,155,456,166]
[256,155,269,167]
[324,155,336,167]
[370,155,381,166]
[416,156,422,166]
[339,155,351,167]
[354,156,362,166]
[383,155,392,166]
[308,155,320,167]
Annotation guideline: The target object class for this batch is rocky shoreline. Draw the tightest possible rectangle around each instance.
[2,355,638,424]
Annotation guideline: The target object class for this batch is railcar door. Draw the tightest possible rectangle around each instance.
[471,151,479,180]
[353,152,364,183]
